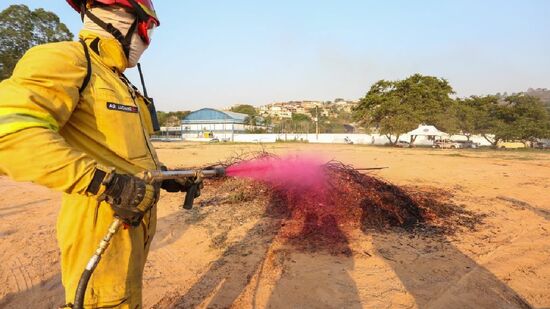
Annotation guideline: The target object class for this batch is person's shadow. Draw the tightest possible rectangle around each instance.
[155,186,363,309]
[370,232,532,309]
[151,189,287,308]
[155,165,533,309]
[361,182,533,309]
[264,212,361,309]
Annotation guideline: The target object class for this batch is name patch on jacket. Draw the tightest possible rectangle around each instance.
[106,102,138,113]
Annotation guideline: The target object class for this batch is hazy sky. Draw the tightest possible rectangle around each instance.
[2,1,550,111]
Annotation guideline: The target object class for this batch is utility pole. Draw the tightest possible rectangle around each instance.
[315,106,319,140]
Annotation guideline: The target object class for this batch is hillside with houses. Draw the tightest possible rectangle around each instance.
[256,99,358,120]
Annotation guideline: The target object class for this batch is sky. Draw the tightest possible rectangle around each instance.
[2,1,550,111]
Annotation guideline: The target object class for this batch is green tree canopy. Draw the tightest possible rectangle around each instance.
[501,95,550,143]
[0,5,73,80]
[461,95,550,146]
[230,104,260,126]
[156,111,190,127]
[230,104,257,116]
[353,74,456,144]
[456,95,499,143]
[525,88,550,112]
[291,113,311,122]
[454,96,494,141]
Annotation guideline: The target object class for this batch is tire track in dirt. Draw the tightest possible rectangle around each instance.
[16,257,33,291]
[15,260,28,292]
[9,268,22,293]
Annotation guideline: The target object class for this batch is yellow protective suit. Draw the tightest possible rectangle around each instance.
[0,30,160,308]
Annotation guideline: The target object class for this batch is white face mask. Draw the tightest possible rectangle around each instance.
[82,6,150,69]
[127,30,148,68]
[147,27,155,42]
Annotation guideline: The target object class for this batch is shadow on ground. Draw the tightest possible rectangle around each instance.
[151,168,534,309]
[361,182,533,309]
[0,274,64,309]
[152,185,363,308]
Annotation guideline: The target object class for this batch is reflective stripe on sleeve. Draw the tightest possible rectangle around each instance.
[0,108,59,137]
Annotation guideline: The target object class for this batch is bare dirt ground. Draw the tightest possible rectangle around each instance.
[1,143,549,309]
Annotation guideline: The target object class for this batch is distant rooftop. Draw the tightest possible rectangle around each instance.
[407,124,448,136]
[182,108,248,124]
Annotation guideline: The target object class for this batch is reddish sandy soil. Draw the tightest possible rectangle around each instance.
[1,143,549,308]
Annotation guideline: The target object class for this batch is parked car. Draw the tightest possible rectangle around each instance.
[394,140,410,148]
[150,137,174,142]
[433,139,461,149]
[497,140,526,149]
[533,141,550,149]
[455,140,479,149]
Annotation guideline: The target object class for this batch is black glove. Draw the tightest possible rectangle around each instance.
[101,173,156,226]
[161,177,197,192]
[159,166,203,193]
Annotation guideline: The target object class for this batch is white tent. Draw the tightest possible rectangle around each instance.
[407,124,448,137]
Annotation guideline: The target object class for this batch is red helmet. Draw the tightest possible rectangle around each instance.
[67,0,159,44]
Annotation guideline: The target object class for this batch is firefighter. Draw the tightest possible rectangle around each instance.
[0,0,186,307]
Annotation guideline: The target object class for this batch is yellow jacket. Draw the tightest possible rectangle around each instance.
[0,31,160,308]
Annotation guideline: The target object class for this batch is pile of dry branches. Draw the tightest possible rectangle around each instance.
[207,152,480,239]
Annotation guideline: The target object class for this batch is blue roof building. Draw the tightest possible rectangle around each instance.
[182,108,248,125]
[181,108,250,140]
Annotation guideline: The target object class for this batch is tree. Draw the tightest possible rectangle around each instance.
[353,74,456,145]
[353,80,415,144]
[291,113,311,122]
[230,104,257,116]
[504,95,550,144]
[456,95,505,147]
[464,95,550,147]
[0,5,73,80]
[230,104,258,126]
[156,111,190,127]
[455,96,495,141]
[524,88,550,113]
[454,101,474,141]
[263,116,273,127]
[288,113,312,133]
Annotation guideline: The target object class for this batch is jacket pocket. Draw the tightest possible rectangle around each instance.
[92,86,149,160]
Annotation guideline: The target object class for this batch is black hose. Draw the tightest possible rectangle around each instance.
[73,256,100,309]
[71,219,121,308]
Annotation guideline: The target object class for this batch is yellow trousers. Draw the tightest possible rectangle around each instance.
[58,194,157,308]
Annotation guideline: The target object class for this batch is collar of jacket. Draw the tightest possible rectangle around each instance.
[79,30,128,73]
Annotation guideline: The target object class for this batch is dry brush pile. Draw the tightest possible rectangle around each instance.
[193,152,483,254]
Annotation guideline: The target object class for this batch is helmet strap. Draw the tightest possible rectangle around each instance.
[123,19,138,57]
[84,9,138,59]
[126,0,149,22]
[80,2,86,21]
